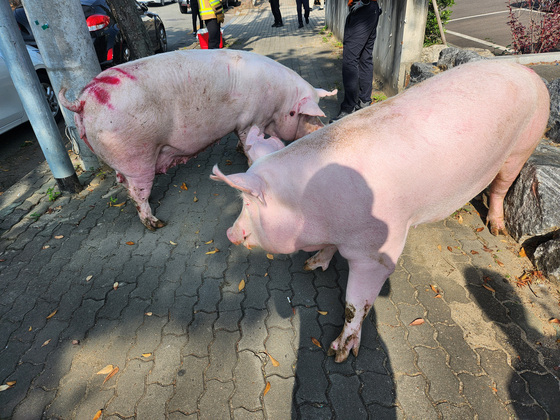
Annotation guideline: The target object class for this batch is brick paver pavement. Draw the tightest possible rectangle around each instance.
[1,2,559,419]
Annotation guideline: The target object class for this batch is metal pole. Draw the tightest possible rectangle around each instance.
[431,0,447,46]
[0,0,82,193]
[22,0,101,173]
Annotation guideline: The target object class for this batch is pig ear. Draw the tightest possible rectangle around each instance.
[210,165,267,205]
[315,88,338,98]
[297,97,326,118]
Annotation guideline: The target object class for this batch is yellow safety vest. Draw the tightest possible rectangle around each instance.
[198,0,223,20]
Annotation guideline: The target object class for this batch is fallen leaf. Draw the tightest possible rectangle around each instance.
[205,240,213,244]
[266,352,280,367]
[266,253,274,260]
[238,279,245,292]
[496,260,504,267]
[476,227,484,232]
[126,241,135,245]
[482,284,496,293]
[430,285,438,294]
[72,340,80,345]
[54,235,64,239]
[206,248,219,255]
[28,326,32,331]
[471,250,479,255]
[457,214,463,224]
[226,159,232,165]
[549,318,560,324]
[113,282,118,290]
[6,381,16,387]
[103,366,119,384]
[113,202,125,207]
[193,197,198,202]
[46,310,57,320]
[142,353,152,357]
[42,245,50,249]
[409,318,424,326]
[97,365,114,375]
[437,245,442,251]
[292,307,296,315]
[491,386,498,393]
[42,339,51,347]
[434,294,442,298]
[0,385,11,392]
[145,312,153,316]
[92,409,102,420]
[264,381,271,396]
[483,276,492,283]
[311,337,322,348]
[86,275,93,282]
[195,231,199,234]
[180,183,188,191]
[317,310,328,316]
[519,248,527,258]
[483,245,493,253]
[447,246,453,252]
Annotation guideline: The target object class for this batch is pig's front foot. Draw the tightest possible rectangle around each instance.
[304,245,338,271]
[487,219,509,237]
[142,217,167,231]
[327,321,362,363]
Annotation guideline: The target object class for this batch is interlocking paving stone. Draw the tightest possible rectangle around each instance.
[168,355,207,414]
[395,374,438,420]
[328,374,367,420]
[232,350,265,410]
[136,383,173,420]
[199,379,235,420]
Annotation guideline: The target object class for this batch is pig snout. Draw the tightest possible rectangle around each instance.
[295,115,324,139]
[227,225,252,248]
[226,227,242,245]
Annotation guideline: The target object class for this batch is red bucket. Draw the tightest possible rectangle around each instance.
[197,28,224,49]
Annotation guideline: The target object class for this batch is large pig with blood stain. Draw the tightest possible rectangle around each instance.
[58,49,336,230]
[211,60,550,362]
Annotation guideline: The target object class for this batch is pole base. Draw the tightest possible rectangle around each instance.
[56,174,83,194]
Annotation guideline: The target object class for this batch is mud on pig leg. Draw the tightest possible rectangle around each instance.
[118,172,166,231]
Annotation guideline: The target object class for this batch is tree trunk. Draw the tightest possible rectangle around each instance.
[106,0,153,61]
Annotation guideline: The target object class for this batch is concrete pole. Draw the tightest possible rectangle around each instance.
[22,0,102,172]
[0,0,82,193]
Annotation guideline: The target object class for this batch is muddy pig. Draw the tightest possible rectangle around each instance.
[58,49,336,230]
[211,60,550,362]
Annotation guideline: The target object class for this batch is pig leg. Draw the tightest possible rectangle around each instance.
[303,245,338,271]
[118,172,166,231]
[328,258,395,362]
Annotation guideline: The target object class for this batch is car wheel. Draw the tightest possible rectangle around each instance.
[121,43,132,63]
[37,72,62,123]
[156,25,167,53]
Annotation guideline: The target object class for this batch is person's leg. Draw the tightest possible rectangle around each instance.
[296,0,303,26]
[357,3,380,106]
[303,0,310,24]
[206,18,220,49]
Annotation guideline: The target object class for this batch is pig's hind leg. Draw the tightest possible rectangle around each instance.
[303,245,338,271]
[118,172,166,231]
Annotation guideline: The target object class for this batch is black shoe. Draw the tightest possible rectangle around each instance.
[305,16,309,24]
[355,99,372,111]
[273,22,283,27]
[298,23,304,28]
[329,110,352,124]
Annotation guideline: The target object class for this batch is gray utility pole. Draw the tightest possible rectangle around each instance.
[22,0,101,173]
[0,0,82,193]
[106,0,154,60]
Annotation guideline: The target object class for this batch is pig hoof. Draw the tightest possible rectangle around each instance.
[489,224,509,237]
[142,219,167,231]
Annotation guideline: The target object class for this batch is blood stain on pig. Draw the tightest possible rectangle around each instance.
[113,68,137,80]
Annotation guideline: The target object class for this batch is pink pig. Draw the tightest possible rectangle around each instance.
[58,49,336,230]
[211,60,550,362]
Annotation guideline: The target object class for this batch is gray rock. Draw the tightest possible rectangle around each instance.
[408,63,438,88]
[534,236,560,282]
[436,47,485,70]
[504,142,560,243]
[546,78,560,144]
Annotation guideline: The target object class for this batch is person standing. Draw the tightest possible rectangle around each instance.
[270,0,283,27]
[198,0,224,49]
[191,0,204,37]
[330,0,381,123]
[296,0,310,28]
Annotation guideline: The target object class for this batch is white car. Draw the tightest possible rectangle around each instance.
[0,45,61,136]
[138,0,176,6]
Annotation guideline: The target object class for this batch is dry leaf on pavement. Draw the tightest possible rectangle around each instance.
[267,253,274,260]
[317,310,328,316]
[41,339,51,347]
[97,365,114,375]
[409,318,424,326]
[482,284,496,293]
[205,248,219,255]
[238,279,245,292]
[126,241,135,245]
[205,240,213,244]
[266,351,280,367]
[102,366,119,384]
[311,337,322,348]
[549,318,560,324]
[92,409,102,420]
[180,183,188,190]
[264,382,271,396]
[46,310,57,320]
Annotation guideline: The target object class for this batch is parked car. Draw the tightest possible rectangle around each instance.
[178,0,190,14]
[0,45,61,136]
[14,0,167,67]
[139,0,176,5]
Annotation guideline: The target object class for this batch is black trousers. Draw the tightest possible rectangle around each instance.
[340,1,380,113]
[296,0,310,25]
[191,0,203,31]
[206,18,221,49]
[270,0,282,25]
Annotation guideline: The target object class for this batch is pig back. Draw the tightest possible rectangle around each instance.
[256,60,549,227]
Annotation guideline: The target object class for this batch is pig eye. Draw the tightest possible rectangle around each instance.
[290,111,295,117]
